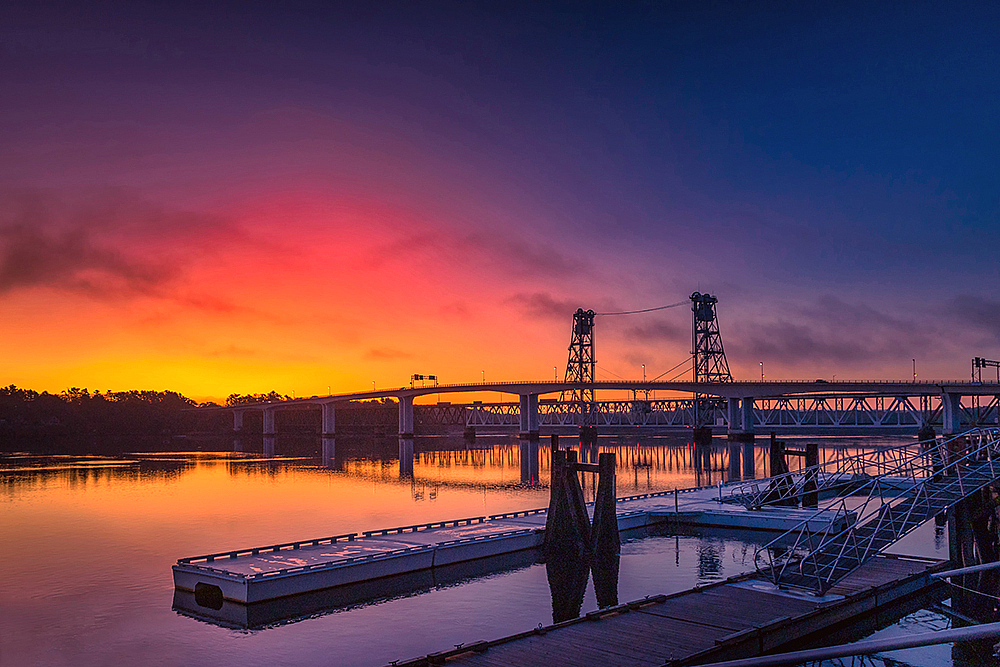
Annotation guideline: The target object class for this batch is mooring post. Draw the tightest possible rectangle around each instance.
[803,442,819,508]
[591,451,620,610]
[544,449,589,560]
[564,450,592,550]
[591,452,620,558]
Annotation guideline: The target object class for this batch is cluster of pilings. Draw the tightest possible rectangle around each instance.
[764,433,819,507]
[542,435,620,622]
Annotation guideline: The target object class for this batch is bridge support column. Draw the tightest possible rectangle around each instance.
[233,410,244,453]
[262,408,276,458]
[519,393,539,439]
[398,396,414,437]
[519,394,540,480]
[728,397,755,442]
[262,408,276,436]
[942,393,963,435]
[321,403,335,437]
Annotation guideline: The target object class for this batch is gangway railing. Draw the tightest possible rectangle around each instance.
[754,428,1000,594]
[726,438,937,510]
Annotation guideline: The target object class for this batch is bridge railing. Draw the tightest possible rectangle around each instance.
[753,427,1000,593]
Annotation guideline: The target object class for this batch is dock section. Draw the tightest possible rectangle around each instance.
[173,487,852,605]
[386,554,946,667]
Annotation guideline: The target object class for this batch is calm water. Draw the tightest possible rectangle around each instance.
[0,434,968,666]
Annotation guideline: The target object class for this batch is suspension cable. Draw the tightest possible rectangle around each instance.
[596,300,688,316]
[650,356,693,381]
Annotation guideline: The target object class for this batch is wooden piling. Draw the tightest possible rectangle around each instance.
[803,442,819,508]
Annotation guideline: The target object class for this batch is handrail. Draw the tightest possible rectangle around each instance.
[727,438,935,509]
[754,427,1000,593]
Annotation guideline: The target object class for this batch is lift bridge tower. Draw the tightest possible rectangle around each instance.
[562,308,596,425]
[690,292,731,431]
[690,292,732,383]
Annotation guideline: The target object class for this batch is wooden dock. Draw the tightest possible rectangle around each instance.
[385,554,946,667]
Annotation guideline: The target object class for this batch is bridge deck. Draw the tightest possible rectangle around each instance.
[387,555,945,667]
[172,485,855,604]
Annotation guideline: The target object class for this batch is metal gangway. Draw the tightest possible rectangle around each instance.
[753,427,1000,594]
[726,439,935,510]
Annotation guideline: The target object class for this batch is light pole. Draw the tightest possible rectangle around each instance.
[760,361,764,382]
[372,380,375,391]
[912,359,916,381]
[481,370,485,383]
[554,366,558,381]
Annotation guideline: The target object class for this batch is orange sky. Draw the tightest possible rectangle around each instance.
[3,5,996,401]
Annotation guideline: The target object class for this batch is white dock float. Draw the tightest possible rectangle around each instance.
[173,487,854,605]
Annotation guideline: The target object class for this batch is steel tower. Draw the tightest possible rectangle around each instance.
[690,292,732,383]
[562,308,596,424]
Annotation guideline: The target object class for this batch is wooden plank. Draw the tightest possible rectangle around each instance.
[407,557,944,667]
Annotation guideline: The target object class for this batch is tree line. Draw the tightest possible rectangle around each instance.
[0,386,398,452]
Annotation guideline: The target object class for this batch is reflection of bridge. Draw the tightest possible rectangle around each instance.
[227,380,1000,459]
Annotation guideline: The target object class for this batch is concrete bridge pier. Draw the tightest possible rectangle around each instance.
[398,396,414,438]
[727,397,756,442]
[233,409,244,453]
[942,392,963,435]
[321,403,335,437]
[262,407,276,458]
[518,394,541,483]
[519,394,539,440]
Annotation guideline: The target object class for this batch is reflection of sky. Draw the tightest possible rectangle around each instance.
[0,447,958,665]
[2,3,999,399]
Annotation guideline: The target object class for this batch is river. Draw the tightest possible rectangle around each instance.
[0,434,982,666]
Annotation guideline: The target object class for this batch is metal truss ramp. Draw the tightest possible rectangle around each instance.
[754,427,1000,594]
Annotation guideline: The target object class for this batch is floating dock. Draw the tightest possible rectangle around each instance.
[172,486,855,606]
[386,554,947,667]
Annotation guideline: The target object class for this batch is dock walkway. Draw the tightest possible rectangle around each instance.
[388,555,945,667]
[173,486,853,604]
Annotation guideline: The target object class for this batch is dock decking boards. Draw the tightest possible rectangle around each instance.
[388,555,946,667]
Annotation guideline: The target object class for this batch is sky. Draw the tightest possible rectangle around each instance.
[1,1,999,401]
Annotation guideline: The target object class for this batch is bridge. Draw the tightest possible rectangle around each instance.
[227,378,1000,447]
[220,293,1000,456]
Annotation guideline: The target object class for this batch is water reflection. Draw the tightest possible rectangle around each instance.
[519,438,539,485]
[321,436,336,468]
[398,437,414,478]
[174,550,541,630]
